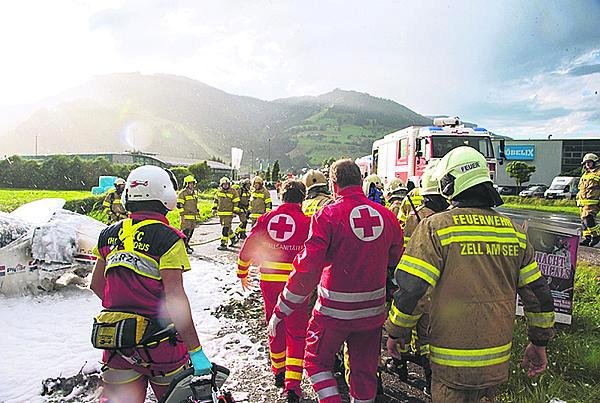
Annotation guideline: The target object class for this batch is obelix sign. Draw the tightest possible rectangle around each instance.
[499,145,536,161]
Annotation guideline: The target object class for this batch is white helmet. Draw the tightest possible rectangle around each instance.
[122,165,178,211]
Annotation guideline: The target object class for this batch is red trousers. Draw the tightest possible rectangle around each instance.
[261,281,309,394]
[304,318,382,402]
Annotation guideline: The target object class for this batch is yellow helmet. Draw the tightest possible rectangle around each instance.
[252,176,264,184]
[219,177,230,185]
[582,153,599,164]
[114,177,126,186]
[385,178,406,196]
[433,146,491,200]
[420,161,441,195]
[184,175,197,184]
[303,169,327,191]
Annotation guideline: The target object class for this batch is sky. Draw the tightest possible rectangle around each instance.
[0,0,598,138]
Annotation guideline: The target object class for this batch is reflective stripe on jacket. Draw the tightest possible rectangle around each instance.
[577,168,600,206]
[302,194,332,217]
[275,185,404,330]
[213,188,239,215]
[236,203,310,282]
[386,207,554,388]
[249,187,272,217]
[178,188,199,220]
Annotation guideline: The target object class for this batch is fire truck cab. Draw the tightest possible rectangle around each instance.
[372,117,500,187]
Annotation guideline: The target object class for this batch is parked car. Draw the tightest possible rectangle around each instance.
[519,184,548,198]
[497,186,515,195]
[544,176,579,199]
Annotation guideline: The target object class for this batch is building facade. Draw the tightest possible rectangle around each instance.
[492,139,600,188]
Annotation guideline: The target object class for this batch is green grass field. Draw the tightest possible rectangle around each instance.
[0,188,91,212]
[499,262,600,402]
[1,188,215,229]
[501,196,580,216]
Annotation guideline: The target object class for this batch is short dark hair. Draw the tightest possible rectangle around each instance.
[281,180,306,203]
[330,159,362,188]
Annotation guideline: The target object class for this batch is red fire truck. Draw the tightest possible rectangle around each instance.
[371,117,503,186]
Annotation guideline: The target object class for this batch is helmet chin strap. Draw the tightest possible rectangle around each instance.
[439,174,455,198]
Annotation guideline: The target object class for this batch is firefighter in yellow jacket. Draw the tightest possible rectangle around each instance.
[577,153,600,247]
[301,169,332,216]
[385,178,408,218]
[249,176,271,226]
[177,175,200,253]
[233,179,251,239]
[212,177,240,250]
[386,147,554,402]
[102,178,128,224]
[397,186,423,227]
[390,162,448,391]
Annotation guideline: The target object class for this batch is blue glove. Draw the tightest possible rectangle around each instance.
[189,346,212,376]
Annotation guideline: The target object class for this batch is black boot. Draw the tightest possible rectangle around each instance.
[421,356,432,395]
[286,390,300,403]
[274,372,285,388]
[239,232,247,239]
[590,237,600,247]
[217,242,228,251]
[387,357,408,382]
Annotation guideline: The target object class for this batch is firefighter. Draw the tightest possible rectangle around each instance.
[577,153,600,247]
[102,178,128,224]
[302,169,333,217]
[233,179,251,239]
[397,186,423,227]
[386,147,554,402]
[237,180,310,403]
[389,161,448,391]
[363,173,385,205]
[177,175,200,253]
[212,177,240,251]
[385,178,408,217]
[269,159,403,403]
[249,176,272,226]
[90,166,212,402]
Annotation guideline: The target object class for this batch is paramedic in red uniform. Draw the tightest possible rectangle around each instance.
[90,165,212,403]
[236,180,311,403]
[269,159,404,403]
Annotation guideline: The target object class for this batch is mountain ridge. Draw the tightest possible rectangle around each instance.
[1,73,432,168]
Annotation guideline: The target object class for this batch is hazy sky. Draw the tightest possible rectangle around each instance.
[0,0,598,138]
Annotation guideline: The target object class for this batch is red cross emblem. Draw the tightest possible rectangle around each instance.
[350,205,383,241]
[267,214,296,242]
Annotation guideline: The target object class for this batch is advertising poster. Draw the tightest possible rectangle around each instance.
[517,220,579,325]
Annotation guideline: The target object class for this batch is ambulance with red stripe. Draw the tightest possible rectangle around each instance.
[372,117,504,187]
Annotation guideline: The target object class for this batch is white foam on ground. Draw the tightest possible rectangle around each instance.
[0,257,260,402]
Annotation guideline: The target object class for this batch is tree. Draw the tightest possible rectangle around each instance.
[271,160,280,181]
[506,161,536,192]
[322,157,336,169]
[188,161,212,189]
[265,166,271,182]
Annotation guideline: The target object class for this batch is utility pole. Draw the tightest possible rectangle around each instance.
[35,134,38,156]
[250,149,255,173]
[268,138,271,167]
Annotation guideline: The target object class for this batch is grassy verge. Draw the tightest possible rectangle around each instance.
[499,262,600,402]
[1,188,215,229]
[0,188,90,212]
[501,196,579,216]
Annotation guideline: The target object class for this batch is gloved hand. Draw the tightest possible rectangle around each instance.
[386,336,406,359]
[267,314,282,338]
[189,346,212,376]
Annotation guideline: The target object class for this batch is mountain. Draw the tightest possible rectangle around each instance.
[0,73,431,169]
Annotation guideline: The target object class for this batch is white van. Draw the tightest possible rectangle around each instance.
[544,176,579,199]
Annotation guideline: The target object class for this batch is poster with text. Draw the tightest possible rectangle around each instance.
[517,220,579,325]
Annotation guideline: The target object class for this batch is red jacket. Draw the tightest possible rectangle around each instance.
[274,185,404,330]
[237,203,310,282]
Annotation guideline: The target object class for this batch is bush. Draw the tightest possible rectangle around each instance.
[63,196,105,215]
[501,196,577,207]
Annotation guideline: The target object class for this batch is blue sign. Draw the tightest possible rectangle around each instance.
[501,145,535,161]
